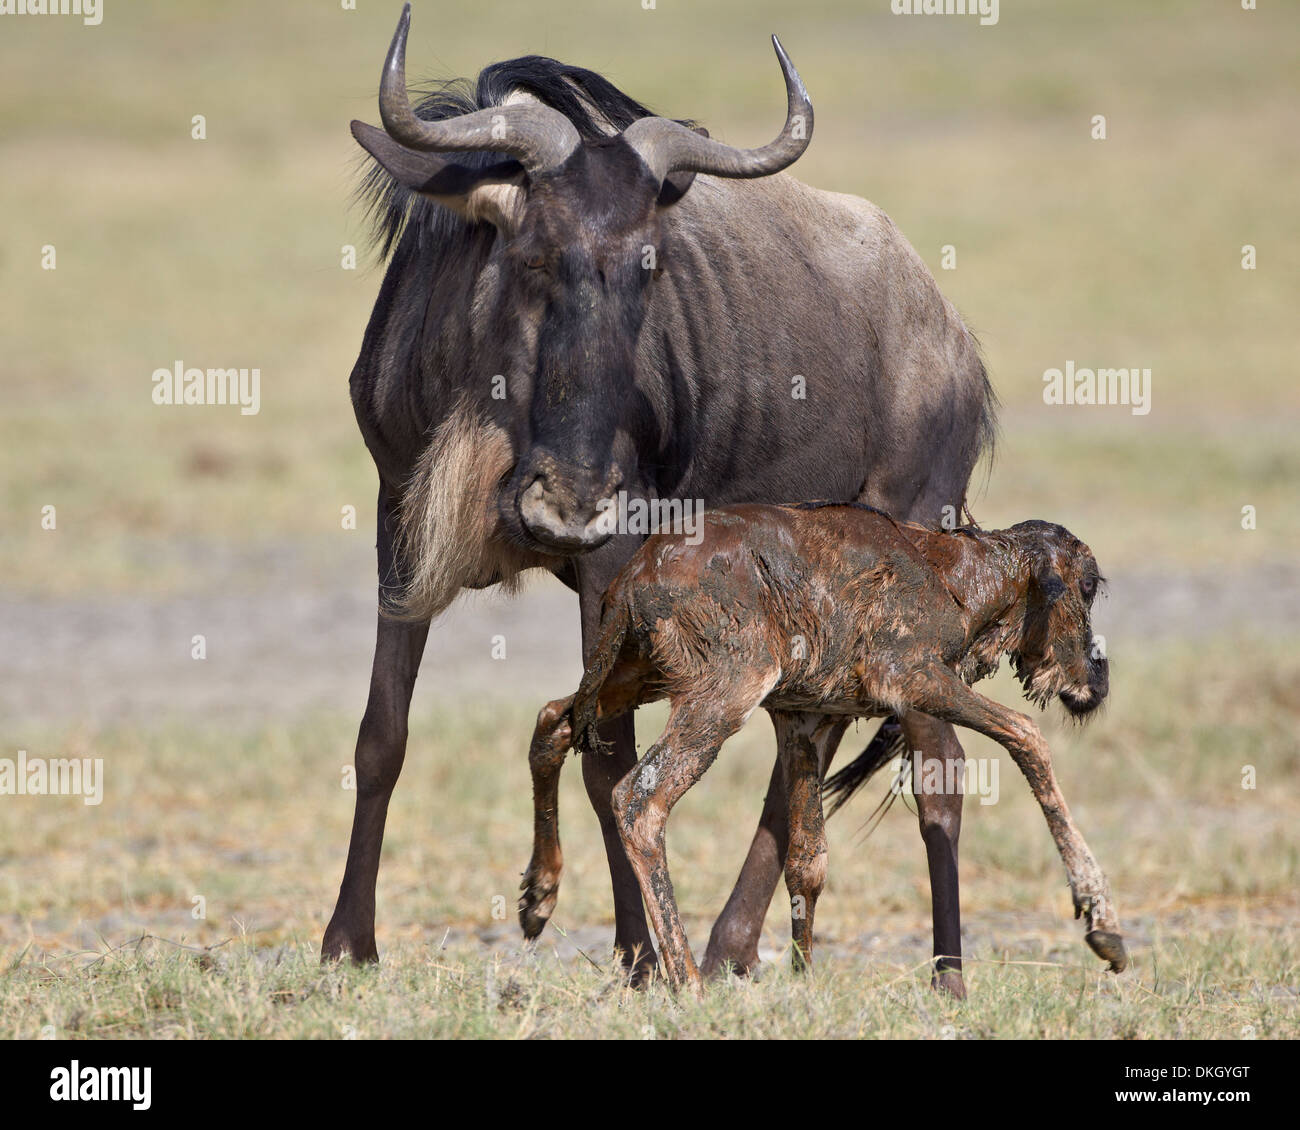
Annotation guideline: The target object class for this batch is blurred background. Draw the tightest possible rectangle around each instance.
[0,0,1296,1029]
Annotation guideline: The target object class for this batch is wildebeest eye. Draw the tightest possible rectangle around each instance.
[1080,575,1097,599]
[523,253,546,270]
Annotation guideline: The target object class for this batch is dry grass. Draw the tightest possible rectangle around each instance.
[0,0,1296,1038]
[2,633,1296,1037]
[4,930,1293,1040]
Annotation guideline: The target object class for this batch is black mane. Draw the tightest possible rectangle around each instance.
[354,55,695,261]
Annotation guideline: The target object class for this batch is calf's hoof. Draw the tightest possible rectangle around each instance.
[517,864,561,940]
[1085,929,1128,973]
[672,968,706,1000]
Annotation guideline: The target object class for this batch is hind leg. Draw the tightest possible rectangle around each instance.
[614,676,776,995]
[901,713,967,999]
[702,713,847,977]
[519,696,574,939]
[779,713,839,972]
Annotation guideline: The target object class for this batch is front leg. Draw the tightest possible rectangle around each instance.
[613,689,771,996]
[575,538,658,981]
[323,487,430,964]
[914,669,1127,972]
[519,696,574,939]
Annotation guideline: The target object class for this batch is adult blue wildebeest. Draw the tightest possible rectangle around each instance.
[323,4,996,996]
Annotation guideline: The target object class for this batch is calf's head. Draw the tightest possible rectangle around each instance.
[1005,521,1109,718]
[354,5,813,554]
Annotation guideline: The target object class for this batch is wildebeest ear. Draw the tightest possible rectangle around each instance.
[351,120,525,228]
[656,126,710,206]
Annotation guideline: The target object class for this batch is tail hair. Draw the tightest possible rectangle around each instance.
[823,717,908,831]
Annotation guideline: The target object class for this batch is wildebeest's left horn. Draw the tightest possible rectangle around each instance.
[378,3,580,174]
[623,35,813,183]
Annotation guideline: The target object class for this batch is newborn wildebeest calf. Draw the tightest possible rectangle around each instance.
[519,503,1127,994]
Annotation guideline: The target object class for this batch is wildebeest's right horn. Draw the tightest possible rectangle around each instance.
[623,35,813,183]
[378,4,580,175]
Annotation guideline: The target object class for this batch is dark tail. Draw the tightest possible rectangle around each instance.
[570,594,631,756]
[823,717,908,827]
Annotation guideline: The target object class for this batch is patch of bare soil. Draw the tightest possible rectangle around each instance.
[2,542,1296,729]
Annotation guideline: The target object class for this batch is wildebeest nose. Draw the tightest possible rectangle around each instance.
[518,463,622,553]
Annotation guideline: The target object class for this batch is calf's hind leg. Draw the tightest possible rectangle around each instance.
[519,696,574,939]
[778,712,839,972]
[702,712,847,977]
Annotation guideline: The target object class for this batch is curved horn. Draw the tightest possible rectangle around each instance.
[622,35,813,183]
[378,4,579,174]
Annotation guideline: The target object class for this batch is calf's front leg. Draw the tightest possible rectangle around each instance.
[914,670,1127,972]
[613,692,765,995]
[519,696,574,939]
[576,548,659,982]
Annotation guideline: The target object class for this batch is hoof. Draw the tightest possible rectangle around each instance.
[700,956,759,981]
[932,969,967,999]
[1086,929,1128,973]
[613,946,661,990]
[517,866,560,940]
[700,932,760,981]
[320,928,378,965]
[665,966,706,999]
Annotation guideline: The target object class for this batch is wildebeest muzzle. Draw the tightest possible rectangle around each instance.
[514,448,623,553]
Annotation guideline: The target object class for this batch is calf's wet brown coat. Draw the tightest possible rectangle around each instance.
[520,503,1126,994]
